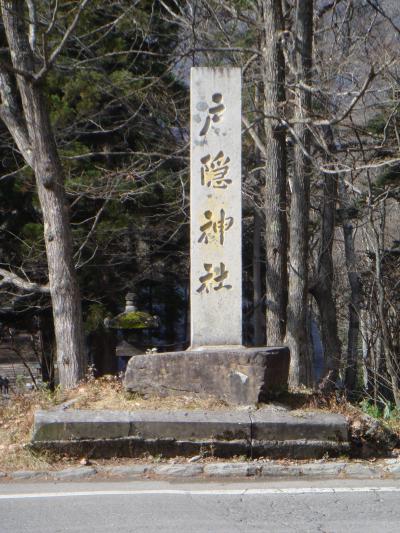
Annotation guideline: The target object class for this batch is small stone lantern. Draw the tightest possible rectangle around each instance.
[104,292,159,370]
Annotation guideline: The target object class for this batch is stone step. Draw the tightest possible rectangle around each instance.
[31,408,350,460]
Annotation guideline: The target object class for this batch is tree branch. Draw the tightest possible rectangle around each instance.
[366,0,400,35]
[1,0,37,135]
[317,0,344,18]
[0,67,33,166]
[0,267,50,293]
[35,0,91,80]
[328,67,376,126]
[74,199,109,267]
[26,0,37,52]
[242,115,267,157]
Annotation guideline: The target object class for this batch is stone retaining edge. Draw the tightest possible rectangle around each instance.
[2,460,400,482]
[28,437,350,460]
[31,409,349,444]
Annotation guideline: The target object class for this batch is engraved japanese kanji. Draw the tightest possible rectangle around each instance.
[198,209,234,245]
[199,93,225,136]
[196,262,232,293]
[200,151,232,189]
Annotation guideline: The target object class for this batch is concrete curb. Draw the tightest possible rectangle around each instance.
[2,459,400,482]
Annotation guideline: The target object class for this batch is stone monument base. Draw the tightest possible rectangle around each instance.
[124,347,289,405]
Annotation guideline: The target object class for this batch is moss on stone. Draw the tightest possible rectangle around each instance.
[108,311,158,329]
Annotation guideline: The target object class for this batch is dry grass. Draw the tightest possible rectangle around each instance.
[0,390,58,472]
[0,375,230,472]
[68,375,231,411]
[1,377,399,472]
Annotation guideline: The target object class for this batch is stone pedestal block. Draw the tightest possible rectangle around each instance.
[124,347,289,405]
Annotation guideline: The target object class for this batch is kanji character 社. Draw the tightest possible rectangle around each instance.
[196,262,232,293]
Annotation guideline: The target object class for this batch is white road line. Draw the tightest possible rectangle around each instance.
[0,487,400,500]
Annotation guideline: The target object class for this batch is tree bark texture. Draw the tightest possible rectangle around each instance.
[253,209,265,345]
[259,0,288,345]
[39,311,56,390]
[339,180,362,393]
[311,167,341,391]
[344,222,361,392]
[310,126,341,391]
[252,80,265,346]
[286,0,313,387]
[370,201,400,407]
[1,0,86,388]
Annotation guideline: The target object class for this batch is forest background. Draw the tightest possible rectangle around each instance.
[0,0,399,413]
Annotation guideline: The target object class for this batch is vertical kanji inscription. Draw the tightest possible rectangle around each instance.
[190,67,242,348]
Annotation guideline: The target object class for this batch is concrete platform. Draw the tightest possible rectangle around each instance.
[124,347,290,405]
[30,408,349,460]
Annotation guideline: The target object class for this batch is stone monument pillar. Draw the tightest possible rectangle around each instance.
[190,67,242,349]
[124,67,290,404]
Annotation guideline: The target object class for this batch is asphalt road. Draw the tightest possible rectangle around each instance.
[0,479,399,533]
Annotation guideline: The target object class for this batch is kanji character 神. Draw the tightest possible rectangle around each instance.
[198,209,234,245]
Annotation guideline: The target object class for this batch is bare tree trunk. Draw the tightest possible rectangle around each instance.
[286,0,313,386]
[253,209,264,345]
[360,309,374,398]
[369,200,400,407]
[310,169,341,391]
[1,0,86,388]
[259,0,288,345]
[339,180,362,393]
[310,125,342,391]
[343,221,361,392]
[251,78,265,346]
[35,151,86,388]
[39,311,56,390]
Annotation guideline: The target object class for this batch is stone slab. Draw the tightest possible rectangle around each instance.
[31,436,348,460]
[251,440,350,460]
[33,410,133,441]
[32,409,251,442]
[101,465,149,477]
[250,409,348,442]
[296,462,347,477]
[203,463,255,477]
[129,410,251,441]
[49,466,97,480]
[341,463,381,478]
[124,347,290,404]
[153,464,203,477]
[190,67,242,347]
[260,462,347,477]
[10,470,48,480]
[31,407,350,460]
[32,409,348,445]
[29,437,251,459]
[385,464,400,474]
